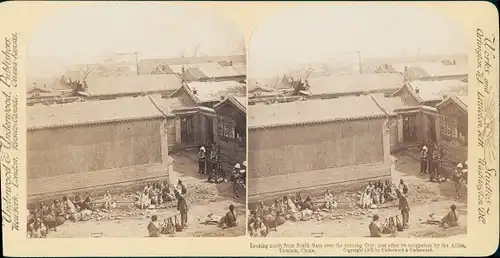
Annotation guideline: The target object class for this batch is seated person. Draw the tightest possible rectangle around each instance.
[147,215,161,237]
[441,204,459,228]
[219,204,237,228]
[369,215,383,237]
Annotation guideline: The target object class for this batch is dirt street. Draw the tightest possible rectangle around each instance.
[45,153,246,238]
[265,153,467,238]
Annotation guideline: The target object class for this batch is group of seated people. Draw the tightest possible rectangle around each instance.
[27,193,96,238]
[27,179,187,238]
[137,180,185,210]
[358,180,404,209]
[248,190,338,237]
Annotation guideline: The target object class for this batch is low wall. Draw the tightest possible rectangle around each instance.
[248,162,391,202]
[27,163,168,203]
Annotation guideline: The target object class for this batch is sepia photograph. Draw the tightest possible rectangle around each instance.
[247,5,468,238]
[26,3,247,238]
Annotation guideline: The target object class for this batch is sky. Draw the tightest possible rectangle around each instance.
[27,3,245,78]
[249,4,468,79]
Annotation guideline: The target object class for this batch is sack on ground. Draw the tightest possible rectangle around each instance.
[291,212,302,222]
[301,209,313,221]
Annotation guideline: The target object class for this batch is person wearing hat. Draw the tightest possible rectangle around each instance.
[232,164,241,199]
[420,146,429,174]
[197,146,207,175]
[453,163,463,198]
[176,190,189,228]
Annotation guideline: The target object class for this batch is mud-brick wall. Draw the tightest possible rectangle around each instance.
[248,118,391,199]
[166,117,177,148]
[27,119,168,197]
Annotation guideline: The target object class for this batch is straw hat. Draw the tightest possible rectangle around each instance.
[234,163,241,169]
[456,163,463,169]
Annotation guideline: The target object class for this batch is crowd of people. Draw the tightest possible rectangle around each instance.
[26,178,190,238]
[357,180,403,209]
[27,193,99,238]
[419,142,468,185]
[248,190,339,237]
[196,144,246,199]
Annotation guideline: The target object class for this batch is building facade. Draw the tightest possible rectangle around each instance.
[27,97,169,201]
[248,96,392,201]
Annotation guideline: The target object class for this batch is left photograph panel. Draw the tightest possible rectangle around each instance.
[26,3,247,238]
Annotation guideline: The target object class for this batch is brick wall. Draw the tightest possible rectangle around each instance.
[248,118,389,197]
[27,119,166,197]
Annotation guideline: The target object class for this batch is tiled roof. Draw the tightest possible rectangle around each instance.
[411,61,467,78]
[436,93,468,112]
[363,54,468,70]
[27,96,164,131]
[185,81,246,103]
[139,60,175,75]
[305,74,403,96]
[148,96,189,115]
[231,63,247,76]
[182,67,208,81]
[138,55,245,74]
[214,95,247,114]
[196,63,243,78]
[84,74,182,97]
[248,95,386,129]
[408,80,468,103]
[371,94,408,116]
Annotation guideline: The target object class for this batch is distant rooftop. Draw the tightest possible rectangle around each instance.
[84,74,182,97]
[185,81,246,103]
[305,74,404,96]
[248,95,386,129]
[407,80,468,103]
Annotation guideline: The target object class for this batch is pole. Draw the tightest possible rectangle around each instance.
[357,51,362,74]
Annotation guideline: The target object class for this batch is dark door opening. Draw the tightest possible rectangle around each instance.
[180,116,195,145]
[403,114,418,143]
[206,117,214,144]
[428,115,436,143]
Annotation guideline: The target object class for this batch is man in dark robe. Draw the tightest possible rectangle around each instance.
[176,191,189,228]
[398,191,411,229]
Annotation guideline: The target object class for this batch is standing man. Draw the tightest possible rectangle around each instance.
[232,164,241,199]
[420,146,429,174]
[453,163,464,199]
[398,190,411,229]
[176,191,189,229]
[197,146,207,175]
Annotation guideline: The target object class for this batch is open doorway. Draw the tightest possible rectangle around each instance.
[206,116,214,144]
[180,116,195,145]
[403,114,418,144]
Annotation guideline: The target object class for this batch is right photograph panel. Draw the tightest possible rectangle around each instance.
[247,5,468,238]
